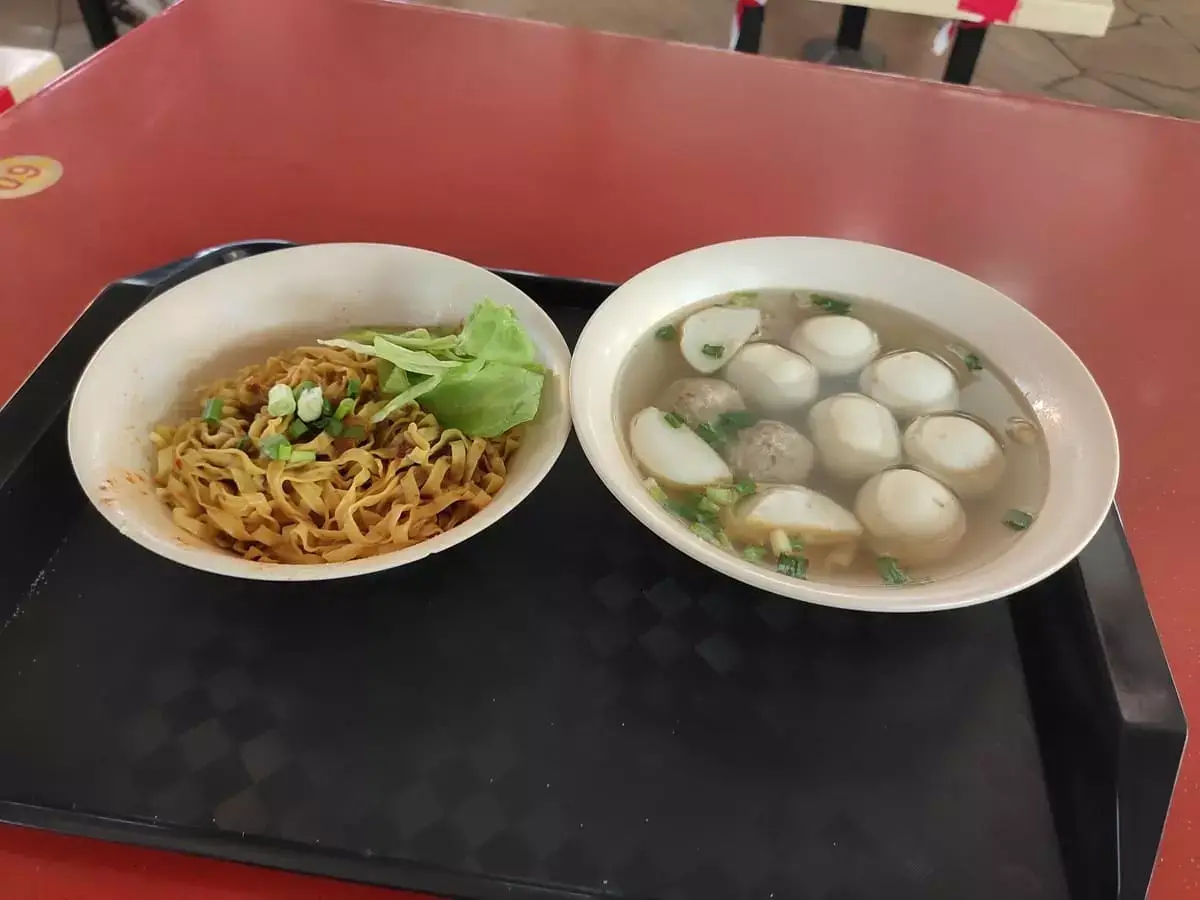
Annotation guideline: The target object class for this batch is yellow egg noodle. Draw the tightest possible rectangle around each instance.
[151,347,519,564]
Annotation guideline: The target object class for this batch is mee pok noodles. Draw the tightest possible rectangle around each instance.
[152,301,544,564]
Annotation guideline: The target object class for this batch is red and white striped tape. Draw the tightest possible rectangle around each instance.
[933,0,1020,55]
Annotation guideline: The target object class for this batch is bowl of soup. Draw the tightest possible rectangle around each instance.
[570,237,1118,612]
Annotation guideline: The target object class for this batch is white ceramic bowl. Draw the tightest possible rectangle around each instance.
[570,237,1119,613]
[69,243,572,581]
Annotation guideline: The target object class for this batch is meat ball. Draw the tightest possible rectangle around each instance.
[725,485,863,547]
[807,392,902,480]
[679,305,762,374]
[724,420,815,485]
[659,377,745,429]
[789,315,880,376]
[724,343,820,414]
[903,414,1006,499]
[859,351,959,419]
[630,407,733,488]
[855,467,966,565]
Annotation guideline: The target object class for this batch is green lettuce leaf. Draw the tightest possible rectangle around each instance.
[321,299,545,437]
[342,327,460,353]
[382,364,410,395]
[420,361,543,437]
[318,337,374,355]
[318,337,460,376]
[373,336,464,375]
[376,358,395,388]
[456,299,541,369]
[369,372,443,423]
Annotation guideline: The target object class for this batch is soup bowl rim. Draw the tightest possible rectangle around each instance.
[569,236,1119,613]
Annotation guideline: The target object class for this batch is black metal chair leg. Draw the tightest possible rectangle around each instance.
[78,0,120,49]
[943,24,989,85]
[733,2,766,54]
[801,4,882,71]
[835,6,869,52]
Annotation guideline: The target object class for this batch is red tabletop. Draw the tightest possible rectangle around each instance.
[2,0,1199,896]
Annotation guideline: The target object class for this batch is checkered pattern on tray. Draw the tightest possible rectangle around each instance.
[0,397,1068,898]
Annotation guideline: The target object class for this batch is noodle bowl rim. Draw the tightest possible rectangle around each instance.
[68,243,572,581]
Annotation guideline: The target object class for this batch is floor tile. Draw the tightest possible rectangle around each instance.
[54,19,93,68]
[764,6,945,80]
[1156,12,1200,47]
[1055,19,1200,89]
[1099,71,1200,117]
[0,0,58,32]
[61,0,83,26]
[1127,0,1195,16]
[977,27,1081,91]
[1049,74,1152,109]
[1109,0,1140,30]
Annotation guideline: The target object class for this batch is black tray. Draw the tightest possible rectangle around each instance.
[0,242,1185,900]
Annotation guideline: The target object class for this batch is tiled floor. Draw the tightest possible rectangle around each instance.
[2,0,94,70]
[3,0,1200,119]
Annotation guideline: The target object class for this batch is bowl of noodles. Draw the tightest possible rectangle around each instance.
[68,243,572,580]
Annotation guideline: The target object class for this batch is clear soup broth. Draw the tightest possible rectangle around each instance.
[617,289,1049,588]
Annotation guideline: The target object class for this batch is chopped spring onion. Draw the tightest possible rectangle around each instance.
[259,434,291,461]
[322,398,334,417]
[695,412,757,451]
[342,424,367,440]
[689,521,719,544]
[963,352,983,372]
[667,494,718,524]
[717,530,736,552]
[655,325,677,341]
[296,386,325,423]
[777,554,808,579]
[324,418,344,437]
[334,397,356,420]
[663,411,685,429]
[289,449,317,465]
[236,437,251,451]
[810,293,852,315]
[730,290,758,300]
[700,343,725,359]
[769,529,793,558]
[266,383,297,417]
[643,476,669,505]
[202,398,223,423]
[716,410,757,432]
[704,486,738,507]
[697,496,722,517]
[346,378,362,399]
[734,479,757,497]
[287,418,309,439]
[293,380,316,399]
[1003,509,1034,531]
[877,556,909,586]
[743,545,767,563]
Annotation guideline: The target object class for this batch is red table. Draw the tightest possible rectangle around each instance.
[2,0,1199,896]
